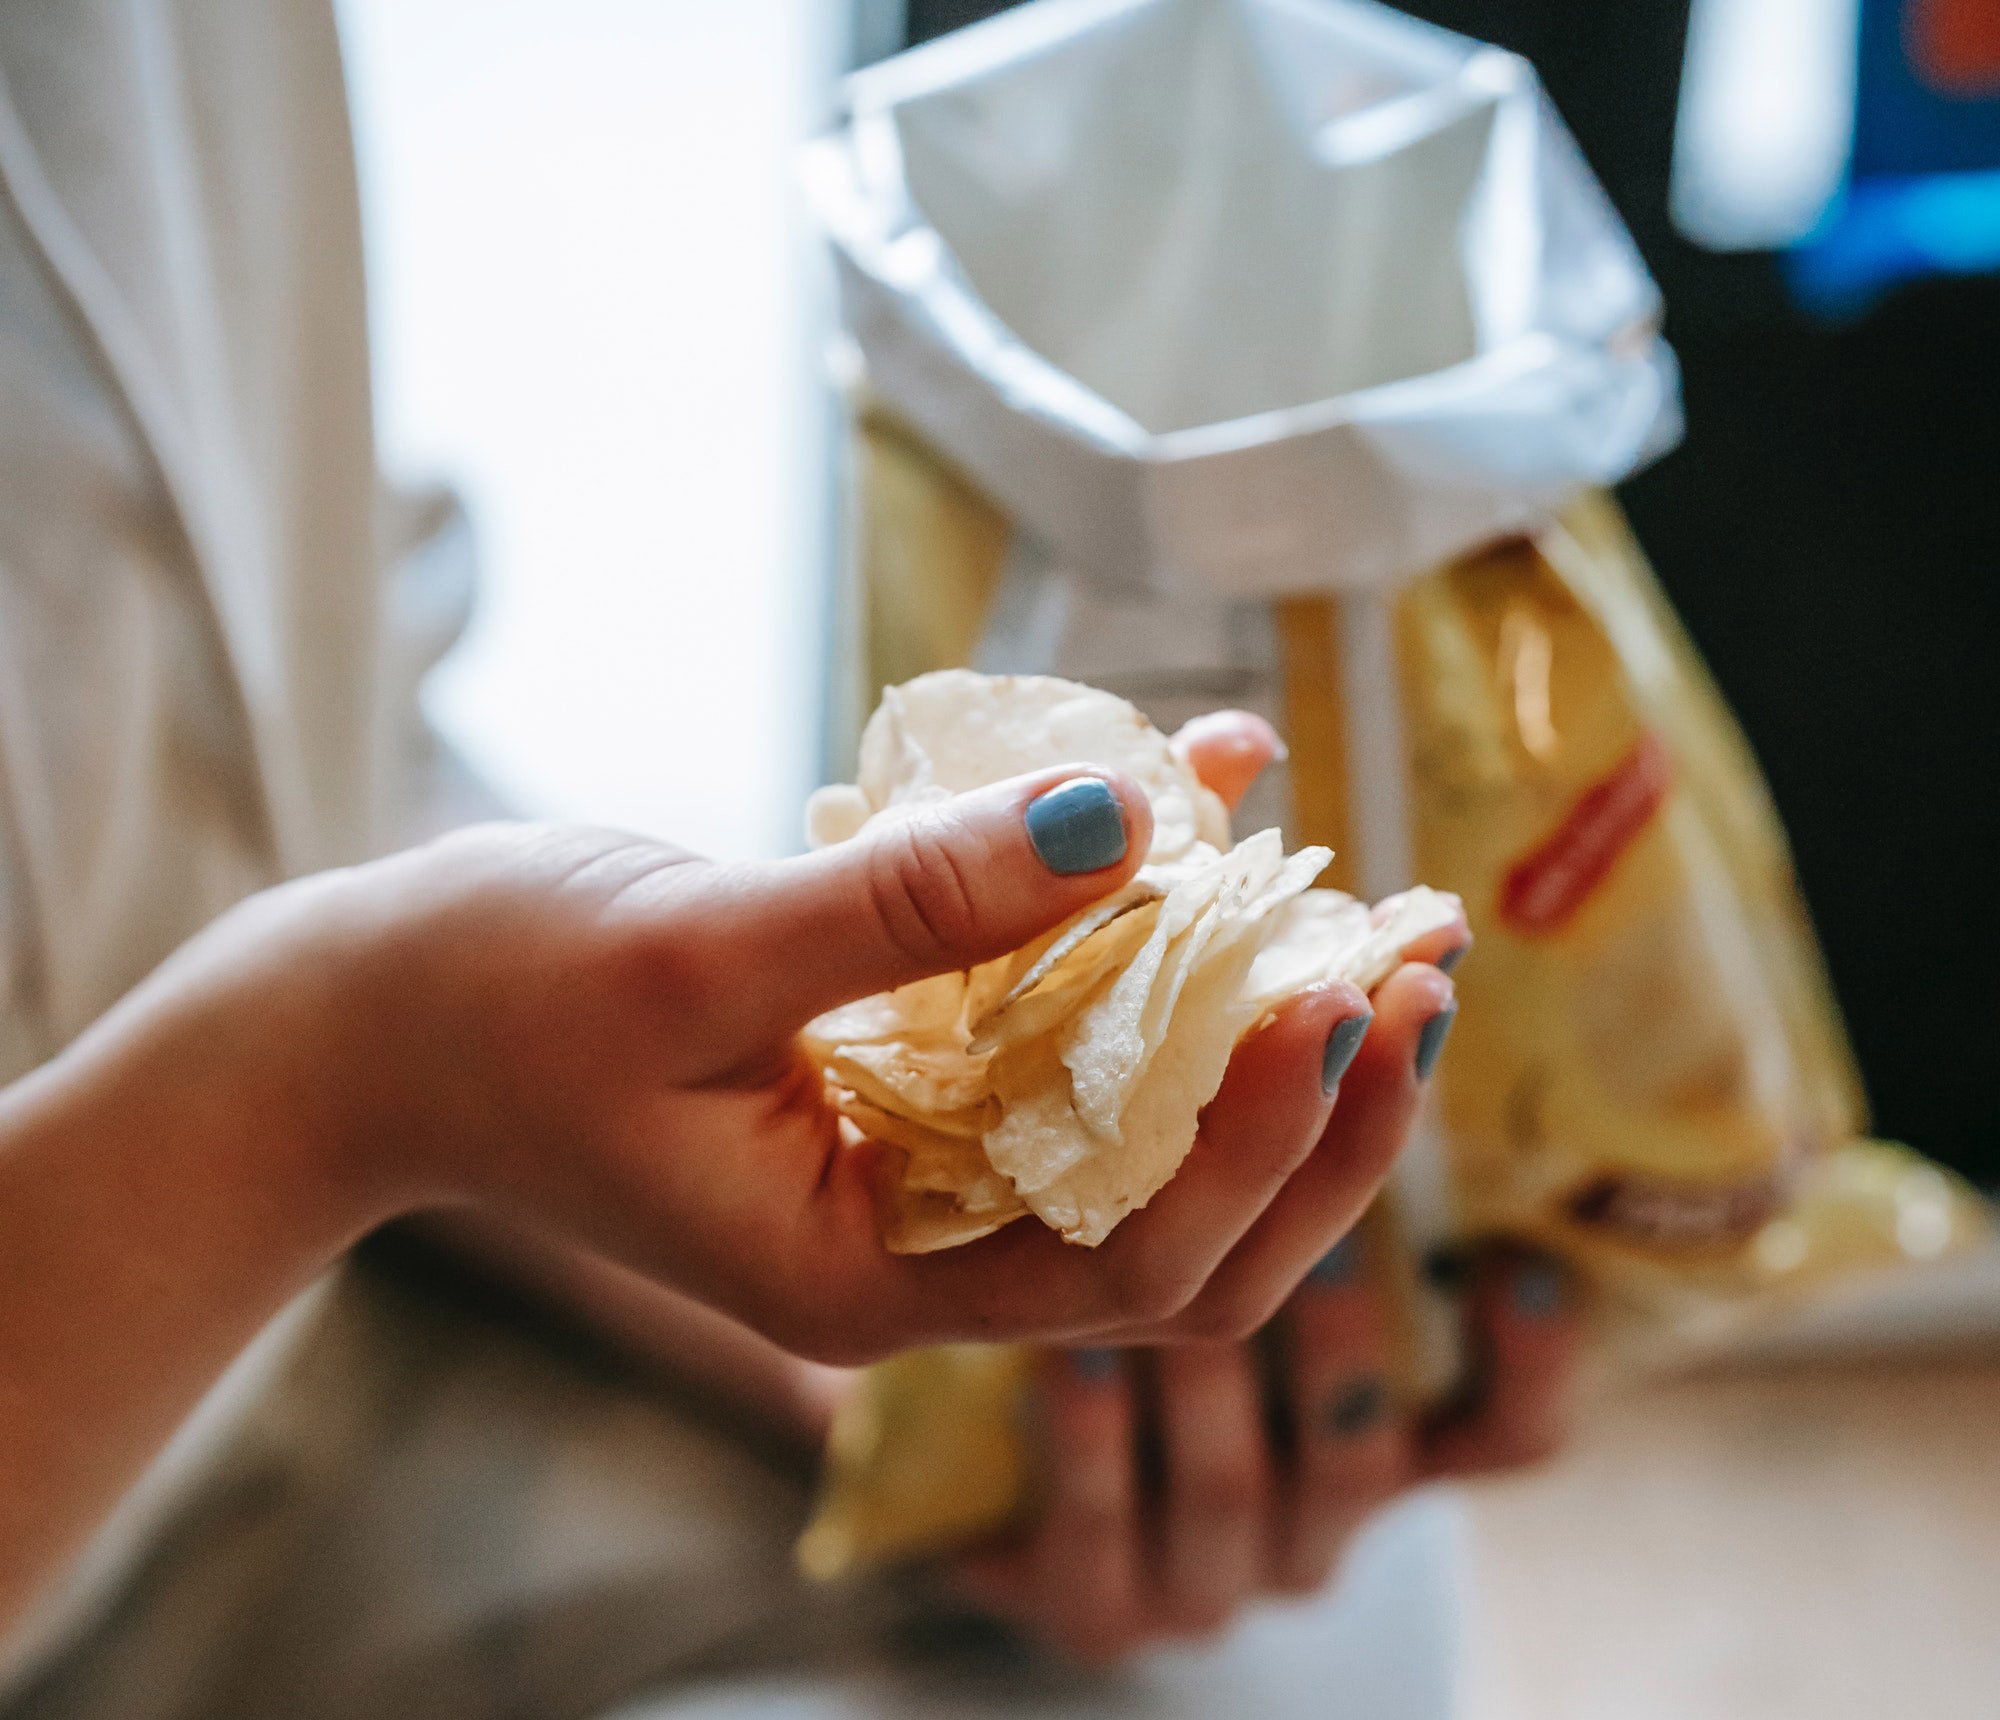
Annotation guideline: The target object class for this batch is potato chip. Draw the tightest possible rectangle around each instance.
[824,670,1228,863]
[1240,885,1462,1019]
[800,970,967,1055]
[824,1040,993,1130]
[802,673,1462,1251]
[967,888,1162,1056]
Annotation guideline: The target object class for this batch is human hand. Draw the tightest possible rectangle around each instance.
[947,1244,1582,1662]
[126,710,1457,1367]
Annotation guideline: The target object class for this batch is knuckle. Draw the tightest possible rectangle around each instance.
[1300,1440,1400,1501]
[1172,1282,1277,1344]
[864,816,982,968]
[1459,1415,1565,1476]
[1112,1257,1199,1328]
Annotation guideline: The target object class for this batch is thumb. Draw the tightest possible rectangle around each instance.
[717,767,1153,1033]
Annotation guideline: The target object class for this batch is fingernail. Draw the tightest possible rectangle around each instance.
[1435,943,1468,975]
[1024,778,1127,875]
[1511,1258,1567,1319]
[1069,1347,1122,1384]
[1322,1376,1389,1439]
[1320,1012,1372,1094]
[1307,1231,1365,1286]
[1413,1003,1457,1080]
[1423,1244,1470,1293]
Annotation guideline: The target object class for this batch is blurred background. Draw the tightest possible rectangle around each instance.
[339,0,847,861]
[343,0,1997,1193]
[330,3,1996,1713]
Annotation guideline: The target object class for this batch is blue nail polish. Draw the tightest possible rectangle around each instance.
[1511,1258,1567,1319]
[1435,943,1468,976]
[1321,1012,1372,1094]
[1308,1231,1365,1286]
[1413,1003,1457,1081]
[1422,1245,1470,1293]
[1024,778,1127,875]
[1069,1347,1122,1383]
[1322,1376,1389,1439]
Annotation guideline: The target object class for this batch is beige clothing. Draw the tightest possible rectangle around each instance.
[1,1259,915,1720]
[0,0,469,1686]
[0,9,1454,1714]
[0,12,909,1706]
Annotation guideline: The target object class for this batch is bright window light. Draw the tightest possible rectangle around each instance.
[339,0,845,860]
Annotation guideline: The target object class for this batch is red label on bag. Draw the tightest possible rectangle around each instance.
[1498,731,1672,936]
[1565,1167,1785,1252]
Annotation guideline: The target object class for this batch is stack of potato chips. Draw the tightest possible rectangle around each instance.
[802,671,1459,1251]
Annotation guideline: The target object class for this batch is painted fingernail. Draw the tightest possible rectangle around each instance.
[1070,1347,1122,1383]
[1510,1258,1567,1319]
[1307,1231,1366,1287]
[1413,1003,1457,1080]
[1435,943,1468,976]
[1321,1011,1372,1094]
[1423,1245,1470,1293]
[1024,777,1127,875]
[1322,1376,1389,1439]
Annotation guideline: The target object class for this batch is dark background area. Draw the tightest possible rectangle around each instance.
[899,0,1999,1187]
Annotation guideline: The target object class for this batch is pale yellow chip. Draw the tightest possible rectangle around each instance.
[967,891,1163,1057]
[802,970,967,1057]
[824,1040,994,1131]
[1064,833,1326,1142]
[982,1036,1093,1197]
[821,670,1227,862]
[1240,885,1462,1020]
[840,1102,1028,1254]
[801,673,1462,1252]
[1020,839,1333,1241]
[876,1182,1026,1254]
[1026,914,1269,1243]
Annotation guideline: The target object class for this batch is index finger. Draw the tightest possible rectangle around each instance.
[1171,711,1283,812]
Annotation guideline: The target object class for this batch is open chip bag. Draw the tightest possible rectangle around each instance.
[795,0,1992,1579]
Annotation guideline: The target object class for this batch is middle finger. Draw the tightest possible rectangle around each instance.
[1146,959,1456,1342]
[1146,1339,1274,1635]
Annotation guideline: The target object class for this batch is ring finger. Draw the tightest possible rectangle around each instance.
[1268,1230,1409,1592]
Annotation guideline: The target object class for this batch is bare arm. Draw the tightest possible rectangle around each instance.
[0,913,388,1628]
[0,760,1405,1636]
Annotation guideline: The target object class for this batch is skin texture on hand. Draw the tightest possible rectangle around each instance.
[287,727,1471,1366]
[941,713,1581,1663]
[0,709,1459,1632]
[949,1248,1580,1663]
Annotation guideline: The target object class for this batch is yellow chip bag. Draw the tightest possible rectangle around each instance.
[795,0,1990,1582]
[792,439,1990,1584]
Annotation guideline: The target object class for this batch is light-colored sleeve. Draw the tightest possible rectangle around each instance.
[374,478,513,839]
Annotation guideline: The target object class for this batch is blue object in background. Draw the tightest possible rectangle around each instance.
[1790,0,2000,313]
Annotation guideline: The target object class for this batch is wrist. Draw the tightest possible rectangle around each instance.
[54,876,421,1250]
[0,902,384,1615]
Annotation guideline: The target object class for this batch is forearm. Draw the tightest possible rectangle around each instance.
[0,985,381,1632]
[413,1210,847,1453]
